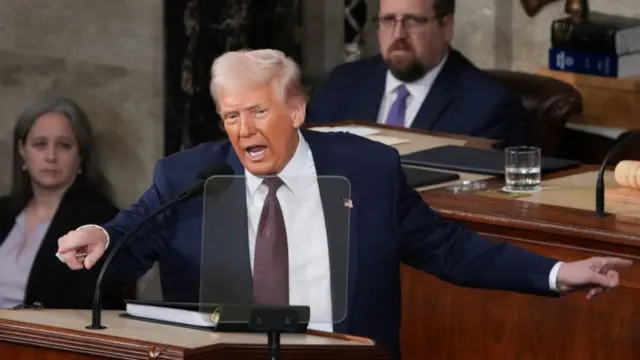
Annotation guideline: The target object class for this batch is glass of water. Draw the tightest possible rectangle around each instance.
[504,146,541,193]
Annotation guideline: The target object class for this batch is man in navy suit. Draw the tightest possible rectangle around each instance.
[58,49,630,359]
[309,0,528,146]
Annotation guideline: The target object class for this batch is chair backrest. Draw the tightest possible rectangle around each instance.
[486,69,583,156]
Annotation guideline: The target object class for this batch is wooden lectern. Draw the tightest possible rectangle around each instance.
[0,309,389,359]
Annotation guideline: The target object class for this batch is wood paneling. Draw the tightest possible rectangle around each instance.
[536,69,640,130]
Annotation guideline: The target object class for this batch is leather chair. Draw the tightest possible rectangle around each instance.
[486,69,583,156]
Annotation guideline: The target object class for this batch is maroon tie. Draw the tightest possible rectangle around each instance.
[253,177,289,305]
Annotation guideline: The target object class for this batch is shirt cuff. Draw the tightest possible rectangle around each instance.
[549,261,563,291]
[77,224,110,249]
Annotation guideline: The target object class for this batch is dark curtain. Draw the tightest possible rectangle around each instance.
[164,0,302,155]
[344,0,367,45]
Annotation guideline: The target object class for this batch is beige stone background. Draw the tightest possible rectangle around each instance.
[0,0,164,205]
[0,0,638,300]
[451,0,640,71]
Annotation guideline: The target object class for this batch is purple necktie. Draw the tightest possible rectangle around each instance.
[253,177,289,305]
[385,85,410,127]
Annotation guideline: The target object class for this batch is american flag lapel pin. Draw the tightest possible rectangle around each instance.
[343,198,353,208]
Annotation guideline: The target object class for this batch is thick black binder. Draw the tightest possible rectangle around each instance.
[401,145,581,176]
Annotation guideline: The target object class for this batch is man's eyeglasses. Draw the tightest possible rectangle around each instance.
[373,14,441,33]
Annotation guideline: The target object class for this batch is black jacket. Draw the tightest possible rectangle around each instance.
[0,180,126,309]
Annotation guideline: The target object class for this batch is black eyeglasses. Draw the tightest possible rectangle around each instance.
[373,14,441,33]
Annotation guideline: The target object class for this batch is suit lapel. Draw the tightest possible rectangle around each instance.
[410,50,465,130]
[24,213,61,304]
[0,198,18,248]
[350,56,387,123]
[25,183,86,304]
[227,145,245,176]
[302,130,358,333]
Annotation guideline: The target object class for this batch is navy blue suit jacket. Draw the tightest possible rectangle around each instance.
[308,50,529,146]
[103,129,556,358]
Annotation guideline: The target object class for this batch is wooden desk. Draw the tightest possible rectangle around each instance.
[536,68,640,130]
[400,167,640,360]
[0,309,388,359]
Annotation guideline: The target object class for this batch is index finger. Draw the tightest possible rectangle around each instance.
[57,251,85,270]
[57,231,88,253]
[57,247,76,255]
[602,257,633,268]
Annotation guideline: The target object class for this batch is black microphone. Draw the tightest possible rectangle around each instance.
[595,130,640,217]
[87,163,234,330]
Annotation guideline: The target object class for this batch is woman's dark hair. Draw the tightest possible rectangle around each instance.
[8,97,112,209]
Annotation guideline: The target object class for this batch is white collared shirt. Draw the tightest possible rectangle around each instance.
[376,52,449,128]
[244,132,333,331]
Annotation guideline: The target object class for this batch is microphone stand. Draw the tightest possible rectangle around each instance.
[86,188,201,330]
[595,130,640,217]
[267,331,281,360]
[248,306,300,360]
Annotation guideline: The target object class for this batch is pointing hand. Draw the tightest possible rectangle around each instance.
[57,226,108,270]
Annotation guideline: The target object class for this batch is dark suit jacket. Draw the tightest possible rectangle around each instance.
[102,129,557,359]
[308,49,529,146]
[0,180,124,309]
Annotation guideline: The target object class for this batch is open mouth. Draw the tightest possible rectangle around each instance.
[390,49,412,56]
[245,145,267,161]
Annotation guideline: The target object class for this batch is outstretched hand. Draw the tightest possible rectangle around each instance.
[556,257,633,299]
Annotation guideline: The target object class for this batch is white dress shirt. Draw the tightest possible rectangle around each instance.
[245,132,334,331]
[376,52,449,128]
[0,211,51,308]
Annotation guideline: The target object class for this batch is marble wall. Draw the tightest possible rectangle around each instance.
[0,0,164,208]
[453,0,640,71]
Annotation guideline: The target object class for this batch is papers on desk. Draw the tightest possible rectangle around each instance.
[310,126,411,146]
[366,135,411,146]
[126,301,216,328]
[311,126,380,137]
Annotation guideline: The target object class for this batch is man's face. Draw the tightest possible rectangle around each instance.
[377,0,454,82]
[218,84,305,175]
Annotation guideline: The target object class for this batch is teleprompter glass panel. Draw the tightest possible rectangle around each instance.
[199,175,351,326]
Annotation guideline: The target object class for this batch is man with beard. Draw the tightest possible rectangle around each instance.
[308,0,528,146]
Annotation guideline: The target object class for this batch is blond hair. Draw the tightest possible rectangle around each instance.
[210,49,305,104]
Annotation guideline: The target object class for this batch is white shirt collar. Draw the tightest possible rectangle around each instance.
[245,130,315,197]
[383,51,449,99]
